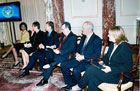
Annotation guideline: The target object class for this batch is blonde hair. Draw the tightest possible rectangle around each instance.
[109,26,128,44]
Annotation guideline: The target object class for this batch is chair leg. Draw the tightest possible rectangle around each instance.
[84,86,87,91]
[130,87,134,91]
[34,61,39,71]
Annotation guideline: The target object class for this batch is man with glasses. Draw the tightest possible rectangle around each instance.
[36,22,77,86]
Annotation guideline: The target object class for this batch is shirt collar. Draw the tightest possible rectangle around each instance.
[48,30,53,36]
[86,32,93,41]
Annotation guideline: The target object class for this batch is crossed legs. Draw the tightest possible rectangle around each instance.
[2,45,19,65]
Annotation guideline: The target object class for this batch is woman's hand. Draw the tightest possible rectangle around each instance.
[99,61,104,65]
[24,43,32,48]
[39,44,45,49]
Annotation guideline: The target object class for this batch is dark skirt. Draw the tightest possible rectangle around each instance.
[23,47,36,54]
[13,43,24,53]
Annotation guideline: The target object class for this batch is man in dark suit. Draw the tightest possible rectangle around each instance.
[61,21,102,90]
[36,22,77,86]
[19,21,59,78]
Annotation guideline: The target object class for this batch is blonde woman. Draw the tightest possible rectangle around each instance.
[72,26,133,91]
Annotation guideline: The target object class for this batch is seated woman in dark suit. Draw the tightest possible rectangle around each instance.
[72,26,133,91]
[21,21,44,70]
[2,22,29,67]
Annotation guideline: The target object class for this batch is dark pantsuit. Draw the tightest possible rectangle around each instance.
[78,66,120,91]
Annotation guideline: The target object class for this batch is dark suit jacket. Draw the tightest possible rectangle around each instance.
[32,30,44,49]
[24,30,44,54]
[103,42,133,80]
[54,32,77,61]
[76,33,102,61]
[43,30,59,47]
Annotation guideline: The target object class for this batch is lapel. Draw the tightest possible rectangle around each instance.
[110,43,121,60]
[78,35,86,53]
[58,32,73,50]
[62,32,72,44]
[80,35,86,48]
[84,33,95,49]
[108,43,114,57]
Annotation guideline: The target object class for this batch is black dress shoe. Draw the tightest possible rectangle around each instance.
[19,67,26,71]
[13,62,20,67]
[61,85,73,90]
[0,55,7,59]
[19,72,29,78]
[36,79,48,86]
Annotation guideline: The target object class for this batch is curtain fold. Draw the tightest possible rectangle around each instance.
[102,0,116,45]
[44,0,53,21]
[0,0,12,45]
[52,0,64,32]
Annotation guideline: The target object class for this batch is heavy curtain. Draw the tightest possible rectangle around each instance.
[0,0,12,45]
[44,0,64,32]
[102,0,116,45]
[52,0,64,32]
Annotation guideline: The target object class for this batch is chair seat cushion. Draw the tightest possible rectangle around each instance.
[98,82,133,91]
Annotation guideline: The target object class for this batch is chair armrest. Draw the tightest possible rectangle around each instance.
[90,58,102,64]
[117,72,124,90]
[69,51,76,60]
[69,52,72,60]
[117,69,136,90]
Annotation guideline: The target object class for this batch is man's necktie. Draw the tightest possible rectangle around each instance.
[57,36,66,50]
[81,37,88,54]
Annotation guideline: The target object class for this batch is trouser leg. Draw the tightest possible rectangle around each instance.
[42,67,53,80]
[61,58,79,85]
[73,61,90,84]
[78,66,119,91]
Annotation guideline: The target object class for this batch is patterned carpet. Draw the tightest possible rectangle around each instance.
[0,54,66,91]
[0,49,139,91]
[0,68,65,91]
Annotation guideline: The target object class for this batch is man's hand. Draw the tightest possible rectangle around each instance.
[75,53,84,62]
[53,49,60,54]
[101,65,111,73]
[46,45,56,49]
